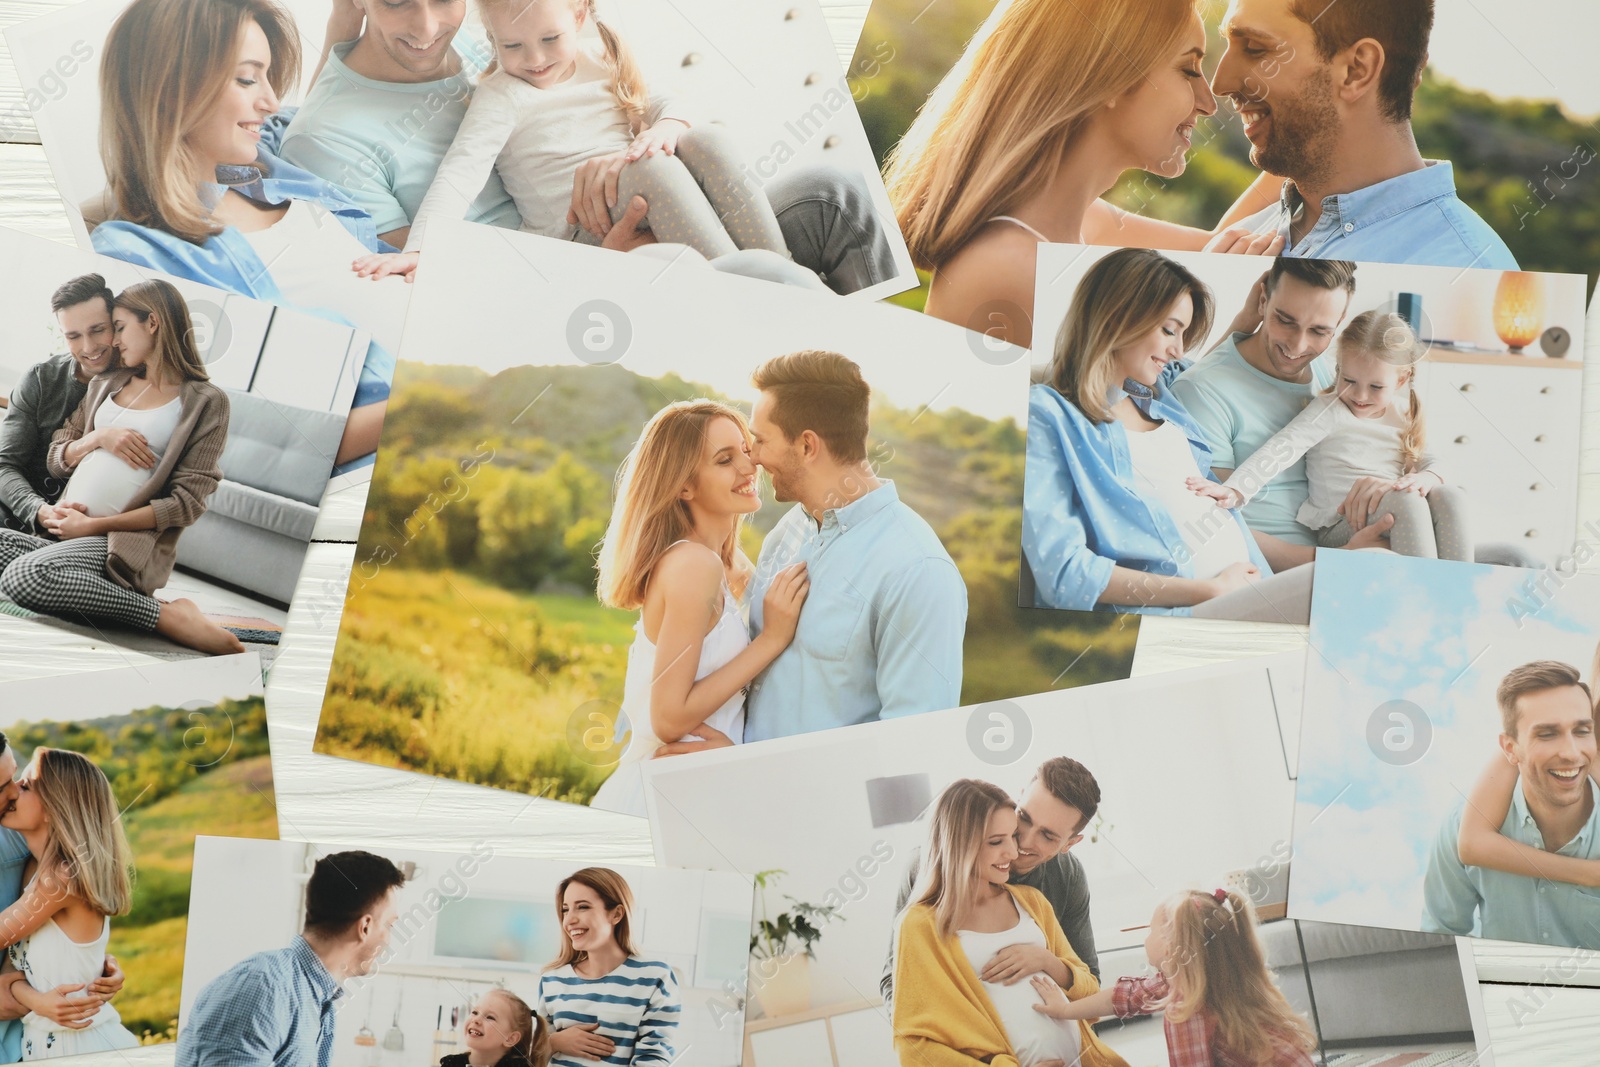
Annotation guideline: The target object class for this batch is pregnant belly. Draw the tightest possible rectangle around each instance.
[60,451,148,517]
[984,979,1082,1067]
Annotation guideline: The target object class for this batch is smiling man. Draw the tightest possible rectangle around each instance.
[880,758,1103,1007]
[1214,0,1517,268]
[1423,661,1600,947]
[0,275,119,533]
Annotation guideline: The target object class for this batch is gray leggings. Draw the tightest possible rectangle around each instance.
[1316,486,1473,561]
[0,529,162,631]
[578,124,789,261]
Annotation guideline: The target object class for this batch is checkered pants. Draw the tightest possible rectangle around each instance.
[0,530,162,632]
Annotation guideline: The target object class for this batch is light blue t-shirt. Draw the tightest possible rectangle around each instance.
[0,828,33,1062]
[1169,333,1334,546]
[1422,780,1600,948]
[280,35,521,236]
[743,481,967,742]
[1237,159,1517,270]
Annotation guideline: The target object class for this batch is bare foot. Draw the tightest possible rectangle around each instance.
[156,599,245,655]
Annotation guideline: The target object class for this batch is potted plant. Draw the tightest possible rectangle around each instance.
[747,869,844,1018]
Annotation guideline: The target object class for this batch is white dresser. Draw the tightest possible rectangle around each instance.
[1413,352,1584,556]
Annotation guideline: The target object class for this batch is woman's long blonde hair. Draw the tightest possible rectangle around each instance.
[115,280,212,387]
[1330,310,1427,472]
[478,0,649,132]
[546,868,639,971]
[914,779,1015,940]
[1154,889,1316,1064]
[99,0,301,245]
[29,749,135,919]
[884,0,1202,268]
[1046,248,1213,424]
[595,401,750,611]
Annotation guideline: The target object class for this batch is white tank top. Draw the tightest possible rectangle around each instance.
[60,391,182,518]
[242,198,411,355]
[1125,420,1254,580]
[956,903,1083,1067]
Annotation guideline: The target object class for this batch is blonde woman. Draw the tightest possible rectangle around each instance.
[537,868,676,1066]
[0,748,138,1058]
[892,779,1123,1067]
[589,401,809,816]
[0,282,241,655]
[92,0,400,470]
[885,0,1281,345]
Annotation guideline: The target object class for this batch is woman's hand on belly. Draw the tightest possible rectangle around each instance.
[93,427,156,470]
[979,944,1063,987]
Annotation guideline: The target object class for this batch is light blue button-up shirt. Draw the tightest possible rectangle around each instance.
[1023,381,1273,616]
[1422,779,1600,948]
[743,481,966,742]
[177,936,345,1067]
[1237,160,1517,270]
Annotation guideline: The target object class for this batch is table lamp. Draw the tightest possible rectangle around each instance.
[1492,271,1545,353]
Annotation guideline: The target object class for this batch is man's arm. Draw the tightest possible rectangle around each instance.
[879,849,921,1004]
[1057,854,1099,980]
[278,131,412,238]
[180,970,291,1067]
[0,370,52,532]
[874,556,967,718]
[1165,374,1240,474]
[1421,810,1483,936]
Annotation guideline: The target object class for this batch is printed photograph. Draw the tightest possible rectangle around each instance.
[849,0,1600,344]
[642,654,1490,1067]
[308,218,1136,813]
[1291,551,1600,951]
[179,838,755,1066]
[0,653,276,1055]
[1023,244,1589,622]
[0,228,366,661]
[5,0,918,341]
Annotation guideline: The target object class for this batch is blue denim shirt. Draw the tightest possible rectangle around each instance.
[0,830,31,1062]
[89,124,396,473]
[176,936,344,1067]
[1423,780,1600,948]
[743,481,967,741]
[1237,160,1517,270]
[1023,380,1272,616]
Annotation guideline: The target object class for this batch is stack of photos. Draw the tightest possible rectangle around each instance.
[0,0,1597,1063]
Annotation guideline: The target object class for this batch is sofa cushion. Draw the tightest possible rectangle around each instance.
[205,478,319,542]
[219,389,344,505]
[1259,919,1456,969]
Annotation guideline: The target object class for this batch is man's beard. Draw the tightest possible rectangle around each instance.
[1250,66,1341,189]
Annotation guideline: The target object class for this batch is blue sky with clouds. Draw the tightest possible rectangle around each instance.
[1290,552,1600,930]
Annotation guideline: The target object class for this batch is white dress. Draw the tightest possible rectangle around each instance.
[956,905,1083,1067]
[60,391,181,517]
[9,914,139,1058]
[590,567,749,817]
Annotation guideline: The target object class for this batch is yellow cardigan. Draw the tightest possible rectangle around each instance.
[892,884,1128,1067]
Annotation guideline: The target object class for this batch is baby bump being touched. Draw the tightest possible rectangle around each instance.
[61,449,151,517]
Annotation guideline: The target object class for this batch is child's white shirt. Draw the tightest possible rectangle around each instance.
[406,41,691,250]
[1222,392,1441,530]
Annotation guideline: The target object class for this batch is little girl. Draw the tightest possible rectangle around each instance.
[1188,310,1471,561]
[0,748,139,1059]
[354,0,788,279]
[438,989,550,1067]
[1031,888,1316,1067]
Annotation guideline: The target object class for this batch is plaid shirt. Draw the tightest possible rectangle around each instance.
[1111,974,1313,1067]
[177,937,344,1067]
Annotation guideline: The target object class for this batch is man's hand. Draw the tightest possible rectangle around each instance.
[568,152,632,239]
[1225,270,1269,338]
[549,1022,615,1059]
[327,0,365,44]
[41,504,96,541]
[1343,511,1395,550]
[599,196,657,253]
[979,944,1063,986]
[89,955,124,1000]
[94,427,157,469]
[13,983,103,1030]
[1337,475,1397,532]
[652,723,734,758]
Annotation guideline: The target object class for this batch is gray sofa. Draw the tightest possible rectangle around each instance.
[175,389,342,606]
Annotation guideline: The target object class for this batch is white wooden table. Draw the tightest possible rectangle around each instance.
[2,0,1597,1062]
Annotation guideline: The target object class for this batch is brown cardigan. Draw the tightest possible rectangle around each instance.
[46,368,229,595]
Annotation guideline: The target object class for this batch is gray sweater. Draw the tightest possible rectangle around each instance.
[880,845,1098,1006]
[0,354,88,531]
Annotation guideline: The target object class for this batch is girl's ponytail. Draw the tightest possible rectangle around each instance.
[589,1,649,133]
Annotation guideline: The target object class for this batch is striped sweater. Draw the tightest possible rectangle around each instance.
[538,957,679,1067]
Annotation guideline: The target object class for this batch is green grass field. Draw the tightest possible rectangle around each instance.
[114,755,278,1040]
